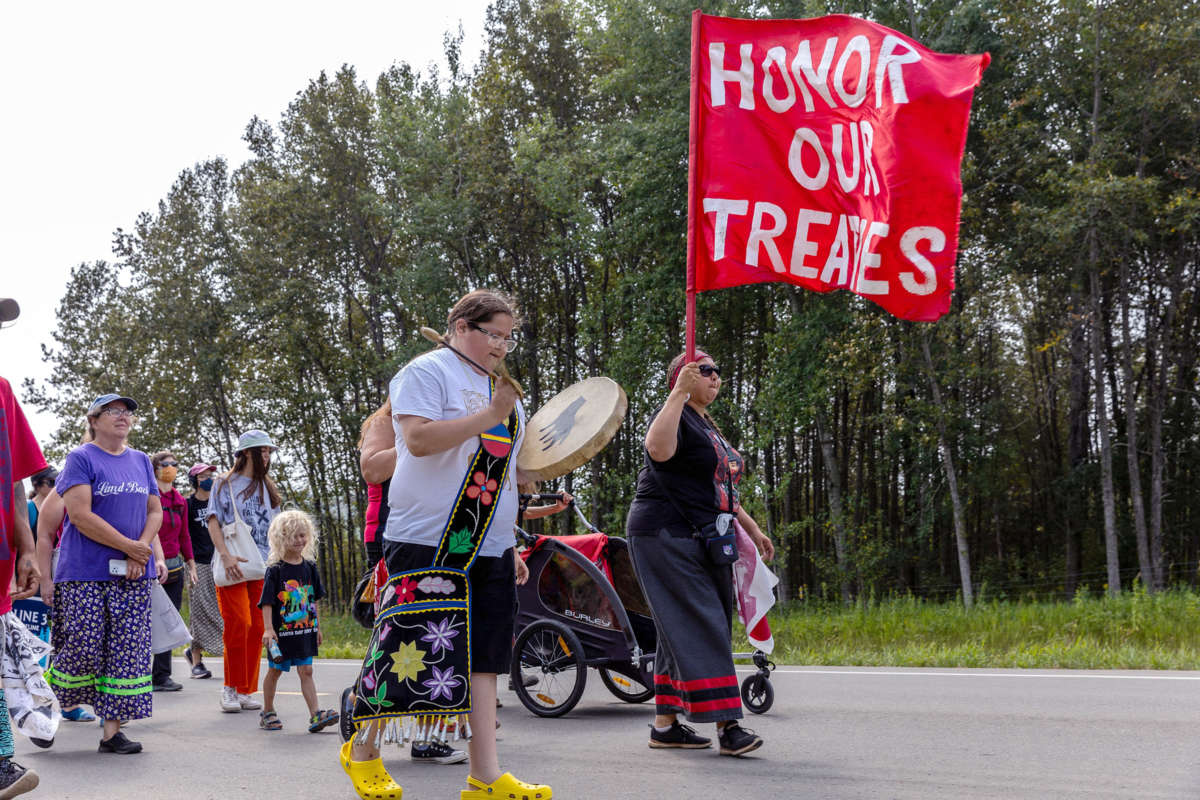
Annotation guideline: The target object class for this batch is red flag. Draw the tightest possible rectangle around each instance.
[687,13,989,322]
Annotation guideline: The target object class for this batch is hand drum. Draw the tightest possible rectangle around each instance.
[517,377,627,482]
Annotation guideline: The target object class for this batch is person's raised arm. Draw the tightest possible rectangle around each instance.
[62,484,152,565]
[644,364,703,462]
[359,416,397,484]
[399,379,518,458]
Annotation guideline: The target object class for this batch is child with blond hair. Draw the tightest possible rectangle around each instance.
[257,510,338,732]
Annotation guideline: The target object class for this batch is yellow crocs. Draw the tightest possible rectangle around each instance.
[461,772,552,800]
[340,741,403,800]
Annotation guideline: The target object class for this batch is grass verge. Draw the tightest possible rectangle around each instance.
[317,588,1200,670]
[733,588,1200,669]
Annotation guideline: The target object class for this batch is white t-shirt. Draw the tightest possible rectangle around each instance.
[383,347,526,558]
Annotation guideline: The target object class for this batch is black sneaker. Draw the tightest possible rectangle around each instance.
[717,722,763,756]
[339,687,356,743]
[190,663,212,679]
[98,731,143,754]
[410,740,467,765]
[28,737,53,749]
[153,678,183,692]
[648,721,712,749]
[0,758,38,797]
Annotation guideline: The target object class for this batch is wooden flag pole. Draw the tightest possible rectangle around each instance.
[684,8,702,362]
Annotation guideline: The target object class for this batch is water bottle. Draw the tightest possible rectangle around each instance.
[268,638,283,663]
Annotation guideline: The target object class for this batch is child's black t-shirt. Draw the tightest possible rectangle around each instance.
[258,559,325,660]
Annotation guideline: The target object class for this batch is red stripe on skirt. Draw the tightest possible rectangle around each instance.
[654,673,738,692]
[654,692,743,714]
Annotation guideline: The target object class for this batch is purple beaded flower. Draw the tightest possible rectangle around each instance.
[423,666,461,702]
[420,618,459,655]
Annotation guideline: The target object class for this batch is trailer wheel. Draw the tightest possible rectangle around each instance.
[511,620,587,717]
[740,673,774,714]
[599,667,654,703]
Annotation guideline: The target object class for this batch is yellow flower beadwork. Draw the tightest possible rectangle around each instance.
[393,640,426,683]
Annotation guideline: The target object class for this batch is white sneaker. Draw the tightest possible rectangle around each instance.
[220,686,241,713]
[237,693,262,710]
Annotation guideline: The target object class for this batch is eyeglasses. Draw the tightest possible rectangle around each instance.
[468,321,518,353]
[100,408,135,419]
[698,365,721,377]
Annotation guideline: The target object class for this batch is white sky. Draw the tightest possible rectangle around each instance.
[0,0,492,446]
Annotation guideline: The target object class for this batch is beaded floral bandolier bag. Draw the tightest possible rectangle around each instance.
[352,378,519,746]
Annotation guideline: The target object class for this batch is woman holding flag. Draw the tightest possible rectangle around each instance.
[627,349,774,757]
[342,289,551,800]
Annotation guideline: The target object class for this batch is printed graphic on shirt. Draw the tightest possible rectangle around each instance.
[93,480,150,498]
[705,428,744,513]
[261,560,324,660]
[276,579,318,635]
[240,501,274,550]
[460,388,488,415]
[210,477,276,554]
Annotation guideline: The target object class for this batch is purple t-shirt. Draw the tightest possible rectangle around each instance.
[55,443,159,583]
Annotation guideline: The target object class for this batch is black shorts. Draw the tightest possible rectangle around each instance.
[382,540,516,675]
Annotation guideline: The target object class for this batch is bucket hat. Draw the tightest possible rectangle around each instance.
[235,429,278,453]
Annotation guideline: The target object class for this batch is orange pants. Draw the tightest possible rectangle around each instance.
[215,579,265,694]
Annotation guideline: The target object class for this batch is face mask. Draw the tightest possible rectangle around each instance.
[158,466,178,483]
[198,478,214,491]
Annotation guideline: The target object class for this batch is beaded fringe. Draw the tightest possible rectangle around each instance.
[354,714,472,749]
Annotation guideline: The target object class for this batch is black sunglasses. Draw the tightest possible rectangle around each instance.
[698,365,721,377]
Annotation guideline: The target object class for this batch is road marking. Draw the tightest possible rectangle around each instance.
[738,668,1200,681]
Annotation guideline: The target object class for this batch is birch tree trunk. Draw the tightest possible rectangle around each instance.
[1086,0,1120,597]
[1146,269,1181,591]
[815,409,851,605]
[1147,342,1167,590]
[1090,269,1121,596]
[1065,304,1089,596]
[1118,258,1152,588]
[922,332,973,609]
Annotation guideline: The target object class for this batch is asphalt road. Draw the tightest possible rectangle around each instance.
[16,659,1200,799]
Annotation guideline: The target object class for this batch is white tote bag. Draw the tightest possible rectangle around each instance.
[150,581,191,654]
[211,479,267,587]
